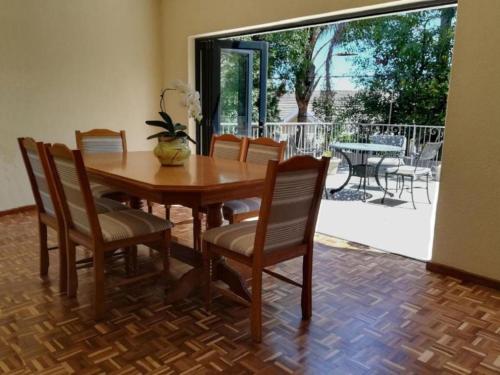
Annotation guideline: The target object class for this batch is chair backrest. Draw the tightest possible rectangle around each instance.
[369,134,406,156]
[75,129,126,154]
[418,142,443,161]
[254,156,329,256]
[45,143,102,241]
[209,134,246,161]
[18,138,60,219]
[243,137,286,165]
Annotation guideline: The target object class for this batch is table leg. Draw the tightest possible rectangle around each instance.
[206,203,223,229]
[329,149,353,196]
[129,196,144,210]
[165,203,251,304]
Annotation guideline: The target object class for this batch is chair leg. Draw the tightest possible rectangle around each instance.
[202,242,212,311]
[250,268,263,343]
[66,240,78,297]
[165,205,171,221]
[192,208,201,252]
[57,229,67,294]
[426,174,431,204]
[125,247,131,275]
[382,173,388,204]
[410,177,416,209]
[39,220,49,277]
[301,246,313,320]
[362,176,367,202]
[93,250,105,320]
[399,176,405,198]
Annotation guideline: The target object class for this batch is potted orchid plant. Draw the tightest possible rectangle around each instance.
[146,80,202,166]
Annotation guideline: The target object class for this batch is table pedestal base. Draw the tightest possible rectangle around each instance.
[164,203,251,304]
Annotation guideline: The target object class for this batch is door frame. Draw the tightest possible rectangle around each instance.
[195,39,268,154]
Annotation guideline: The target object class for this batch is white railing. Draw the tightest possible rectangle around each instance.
[220,122,445,163]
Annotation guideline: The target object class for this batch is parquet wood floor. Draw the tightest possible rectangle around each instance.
[0,206,499,374]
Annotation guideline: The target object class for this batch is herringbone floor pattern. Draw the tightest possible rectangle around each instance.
[0,206,499,374]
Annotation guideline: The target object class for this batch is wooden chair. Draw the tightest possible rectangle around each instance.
[18,138,67,292]
[202,156,330,342]
[76,129,169,218]
[18,138,129,293]
[75,129,129,199]
[223,137,286,223]
[190,133,248,251]
[45,143,173,318]
[209,133,247,161]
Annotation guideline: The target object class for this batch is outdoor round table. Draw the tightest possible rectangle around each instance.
[330,142,403,200]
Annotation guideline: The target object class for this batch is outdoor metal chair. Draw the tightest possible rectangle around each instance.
[367,134,406,167]
[382,142,442,209]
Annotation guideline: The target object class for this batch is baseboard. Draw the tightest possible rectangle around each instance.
[426,262,500,290]
[0,204,36,217]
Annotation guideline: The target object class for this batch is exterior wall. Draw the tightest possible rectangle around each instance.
[431,0,500,280]
[0,0,163,210]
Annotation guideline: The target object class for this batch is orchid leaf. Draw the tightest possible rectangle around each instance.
[176,131,196,144]
[159,112,173,125]
[147,131,170,140]
[174,123,187,131]
[146,120,175,134]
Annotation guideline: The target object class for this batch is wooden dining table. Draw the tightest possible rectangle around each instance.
[84,151,267,303]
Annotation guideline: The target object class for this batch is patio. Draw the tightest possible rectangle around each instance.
[318,170,439,260]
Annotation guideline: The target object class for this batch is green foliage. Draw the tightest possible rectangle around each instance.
[338,8,456,125]
[146,112,195,144]
[312,89,336,122]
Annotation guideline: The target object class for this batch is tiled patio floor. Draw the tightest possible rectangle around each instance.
[318,171,439,260]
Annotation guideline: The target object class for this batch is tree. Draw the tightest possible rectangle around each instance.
[252,23,345,122]
[338,8,456,126]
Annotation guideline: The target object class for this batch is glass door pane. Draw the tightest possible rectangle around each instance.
[220,49,253,136]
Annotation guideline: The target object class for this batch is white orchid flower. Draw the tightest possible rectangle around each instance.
[170,79,203,123]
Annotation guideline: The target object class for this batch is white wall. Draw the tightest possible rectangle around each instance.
[0,0,163,210]
[431,0,500,280]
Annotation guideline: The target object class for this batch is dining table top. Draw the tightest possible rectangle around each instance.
[331,142,402,153]
[84,151,267,193]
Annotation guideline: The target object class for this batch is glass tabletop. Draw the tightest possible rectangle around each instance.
[331,142,403,153]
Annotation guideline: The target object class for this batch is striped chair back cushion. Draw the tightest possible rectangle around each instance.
[26,150,56,216]
[80,136,124,153]
[52,157,91,234]
[212,140,241,160]
[246,143,281,165]
[263,168,319,252]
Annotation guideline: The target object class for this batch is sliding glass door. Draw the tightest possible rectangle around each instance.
[195,39,268,154]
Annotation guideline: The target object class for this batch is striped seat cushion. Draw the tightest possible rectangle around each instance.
[98,209,173,242]
[202,221,256,256]
[81,136,123,153]
[386,166,431,176]
[246,143,281,165]
[223,197,261,215]
[212,141,241,160]
[90,181,124,198]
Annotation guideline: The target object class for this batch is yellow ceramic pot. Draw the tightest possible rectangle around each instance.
[154,137,191,166]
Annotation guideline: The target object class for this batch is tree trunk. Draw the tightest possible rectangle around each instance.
[296,98,310,122]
